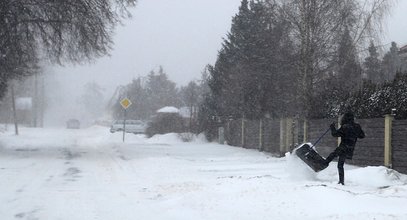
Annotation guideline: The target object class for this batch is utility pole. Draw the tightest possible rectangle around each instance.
[11,83,19,135]
[39,74,45,127]
[33,73,38,127]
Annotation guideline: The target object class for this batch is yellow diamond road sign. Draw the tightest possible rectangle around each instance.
[120,98,132,109]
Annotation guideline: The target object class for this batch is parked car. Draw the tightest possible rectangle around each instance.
[110,120,146,134]
[66,119,80,129]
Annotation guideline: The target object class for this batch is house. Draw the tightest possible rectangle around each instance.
[399,44,407,55]
[399,44,407,72]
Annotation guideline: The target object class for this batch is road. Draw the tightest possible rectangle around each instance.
[0,126,406,220]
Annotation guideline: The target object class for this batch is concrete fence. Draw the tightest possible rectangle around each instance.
[221,115,407,174]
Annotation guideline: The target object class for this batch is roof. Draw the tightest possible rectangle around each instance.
[400,44,407,54]
[157,106,180,114]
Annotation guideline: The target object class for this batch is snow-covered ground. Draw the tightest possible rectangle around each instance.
[0,126,406,220]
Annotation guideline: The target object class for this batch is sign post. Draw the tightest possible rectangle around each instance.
[120,98,132,142]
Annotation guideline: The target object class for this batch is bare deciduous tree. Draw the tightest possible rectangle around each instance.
[278,0,393,117]
[0,0,136,98]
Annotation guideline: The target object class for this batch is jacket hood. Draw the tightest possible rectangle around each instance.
[341,112,354,125]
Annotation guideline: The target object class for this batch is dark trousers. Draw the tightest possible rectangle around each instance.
[326,148,346,184]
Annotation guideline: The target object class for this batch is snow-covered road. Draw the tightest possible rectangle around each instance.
[0,126,406,220]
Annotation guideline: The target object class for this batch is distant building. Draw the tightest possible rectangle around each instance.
[399,44,407,72]
[155,106,192,126]
[399,44,407,55]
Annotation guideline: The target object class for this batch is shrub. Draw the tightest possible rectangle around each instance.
[145,113,186,137]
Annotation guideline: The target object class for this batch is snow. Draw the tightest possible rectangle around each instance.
[157,106,180,113]
[0,126,407,220]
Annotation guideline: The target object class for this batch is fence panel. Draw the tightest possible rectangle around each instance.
[350,119,384,167]
[244,120,260,149]
[225,119,242,147]
[307,119,337,158]
[392,120,407,174]
[262,119,280,155]
[296,119,305,146]
[222,117,407,174]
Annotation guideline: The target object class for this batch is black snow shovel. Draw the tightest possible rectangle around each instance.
[294,127,331,172]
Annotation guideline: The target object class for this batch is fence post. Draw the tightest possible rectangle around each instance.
[279,118,286,155]
[280,118,294,155]
[218,127,225,144]
[241,118,245,148]
[259,119,263,151]
[384,114,394,168]
[303,119,308,143]
[286,118,294,152]
[226,120,230,145]
[293,118,299,147]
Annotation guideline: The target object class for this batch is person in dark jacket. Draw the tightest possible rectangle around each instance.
[325,112,365,185]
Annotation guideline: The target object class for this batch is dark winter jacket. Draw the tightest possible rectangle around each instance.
[330,115,365,159]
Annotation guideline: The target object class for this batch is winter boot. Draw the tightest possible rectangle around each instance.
[338,169,344,185]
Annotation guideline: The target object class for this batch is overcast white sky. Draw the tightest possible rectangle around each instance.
[52,0,242,90]
[49,0,407,106]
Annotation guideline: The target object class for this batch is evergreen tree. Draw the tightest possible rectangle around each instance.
[336,72,407,119]
[126,78,150,119]
[197,65,219,138]
[204,0,297,121]
[364,41,382,83]
[112,66,180,120]
[221,0,251,118]
[179,81,200,132]
[146,66,180,112]
[343,80,377,118]
[390,72,407,119]
[382,42,401,82]
[202,0,391,124]
[336,27,362,92]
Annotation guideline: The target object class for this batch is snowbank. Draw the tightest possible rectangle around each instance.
[146,133,183,144]
[347,166,407,187]
[285,151,318,181]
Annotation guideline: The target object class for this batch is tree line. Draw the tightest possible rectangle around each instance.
[196,0,404,139]
[108,0,405,139]
[111,66,209,132]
